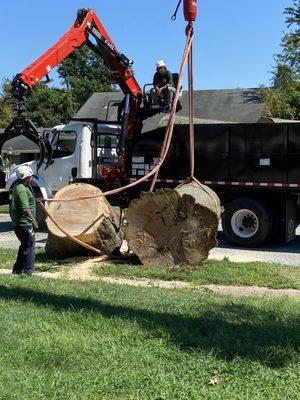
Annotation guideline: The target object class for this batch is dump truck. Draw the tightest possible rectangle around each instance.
[3,117,300,248]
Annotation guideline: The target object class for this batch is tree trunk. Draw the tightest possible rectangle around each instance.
[45,183,123,259]
[125,182,221,268]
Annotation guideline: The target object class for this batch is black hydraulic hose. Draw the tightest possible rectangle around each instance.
[119,94,130,151]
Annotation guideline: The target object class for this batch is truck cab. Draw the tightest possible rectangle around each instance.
[5,121,121,200]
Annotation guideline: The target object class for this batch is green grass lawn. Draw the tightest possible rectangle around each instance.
[0,204,9,213]
[0,276,299,399]
[0,248,64,273]
[93,259,300,290]
[1,248,300,290]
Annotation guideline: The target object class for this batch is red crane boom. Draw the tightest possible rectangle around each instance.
[4,2,198,169]
[12,9,142,101]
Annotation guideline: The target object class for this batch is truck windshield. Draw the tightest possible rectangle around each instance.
[51,131,77,158]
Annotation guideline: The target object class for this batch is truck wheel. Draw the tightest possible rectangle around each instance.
[222,198,272,247]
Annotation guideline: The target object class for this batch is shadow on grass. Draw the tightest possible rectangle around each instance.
[35,252,55,263]
[0,284,298,368]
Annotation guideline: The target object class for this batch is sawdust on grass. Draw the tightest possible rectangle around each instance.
[1,258,300,298]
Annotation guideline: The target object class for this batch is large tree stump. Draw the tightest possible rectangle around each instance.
[125,182,221,268]
[45,183,123,259]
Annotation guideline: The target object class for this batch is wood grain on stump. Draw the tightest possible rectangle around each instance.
[45,183,123,259]
[125,182,221,268]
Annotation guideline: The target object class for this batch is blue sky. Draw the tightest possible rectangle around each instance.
[0,0,291,90]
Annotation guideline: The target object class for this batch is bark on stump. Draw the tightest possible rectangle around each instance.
[125,182,221,268]
[45,183,123,259]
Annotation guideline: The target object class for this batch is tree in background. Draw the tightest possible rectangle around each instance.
[0,80,17,128]
[0,80,65,128]
[277,0,300,73]
[260,0,300,119]
[0,98,15,127]
[25,84,78,127]
[0,46,114,128]
[57,47,115,106]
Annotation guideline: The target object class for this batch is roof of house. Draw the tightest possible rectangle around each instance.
[74,88,266,129]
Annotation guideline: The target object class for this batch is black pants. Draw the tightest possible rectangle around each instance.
[13,226,35,275]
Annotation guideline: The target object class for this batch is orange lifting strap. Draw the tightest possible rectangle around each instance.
[40,2,202,254]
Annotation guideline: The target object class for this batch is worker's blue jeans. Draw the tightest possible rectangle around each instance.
[13,226,35,275]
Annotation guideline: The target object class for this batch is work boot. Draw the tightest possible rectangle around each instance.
[22,271,33,276]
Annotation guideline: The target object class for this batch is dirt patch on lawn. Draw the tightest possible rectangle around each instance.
[1,260,300,298]
[65,256,108,280]
[98,277,300,298]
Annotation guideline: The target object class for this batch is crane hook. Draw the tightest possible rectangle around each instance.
[171,0,182,20]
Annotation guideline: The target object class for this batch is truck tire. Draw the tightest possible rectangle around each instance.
[222,198,272,247]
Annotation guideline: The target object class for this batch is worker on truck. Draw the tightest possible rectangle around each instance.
[10,166,38,275]
[152,60,176,112]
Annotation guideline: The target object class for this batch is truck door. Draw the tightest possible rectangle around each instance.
[93,124,120,177]
[42,129,79,194]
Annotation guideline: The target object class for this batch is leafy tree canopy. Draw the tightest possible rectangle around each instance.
[25,84,78,127]
[277,0,300,73]
[57,47,115,106]
[0,99,15,128]
[0,45,115,128]
[0,80,17,128]
[260,0,300,120]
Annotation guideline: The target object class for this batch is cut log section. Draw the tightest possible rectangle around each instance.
[45,183,123,259]
[125,182,221,268]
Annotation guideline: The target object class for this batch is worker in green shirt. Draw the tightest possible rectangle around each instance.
[152,60,176,112]
[10,165,38,275]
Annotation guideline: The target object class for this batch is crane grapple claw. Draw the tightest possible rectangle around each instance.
[0,117,53,171]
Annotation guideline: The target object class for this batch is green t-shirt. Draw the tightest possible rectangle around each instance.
[10,182,36,226]
[153,70,174,88]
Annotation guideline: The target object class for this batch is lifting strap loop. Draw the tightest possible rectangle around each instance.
[39,30,195,255]
[38,17,214,254]
[38,11,220,255]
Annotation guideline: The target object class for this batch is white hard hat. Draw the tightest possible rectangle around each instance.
[156,60,166,68]
[16,165,33,180]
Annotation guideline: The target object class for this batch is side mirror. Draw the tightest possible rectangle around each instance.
[71,167,78,179]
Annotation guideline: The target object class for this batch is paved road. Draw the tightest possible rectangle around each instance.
[211,229,300,266]
[0,214,299,266]
[0,214,47,249]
